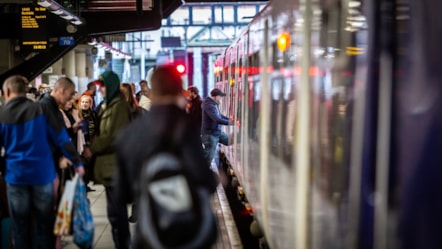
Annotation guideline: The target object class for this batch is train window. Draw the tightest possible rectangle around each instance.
[308,0,371,247]
[282,77,295,164]
[248,51,261,142]
[271,42,282,70]
[270,76,283,157]
[227,62,236,118]
[236,58,243,125]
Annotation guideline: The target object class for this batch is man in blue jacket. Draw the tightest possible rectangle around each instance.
[201,88,233,166]
[0,75,84,249]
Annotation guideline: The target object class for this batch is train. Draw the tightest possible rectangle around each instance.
[212,0,442,248]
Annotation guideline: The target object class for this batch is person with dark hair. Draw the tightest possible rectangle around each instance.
[0,75,84,249]
[114,65,218,248]
[121,83,142,120]
[83,71,132,249]
[27,87,39,101]
[81,81,97,109]
[136,80,147,103]
[187,85,203,132]
[201,88,233,166]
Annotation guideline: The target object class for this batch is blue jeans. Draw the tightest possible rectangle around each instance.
[6,182,55,249]
[201,132,229,166]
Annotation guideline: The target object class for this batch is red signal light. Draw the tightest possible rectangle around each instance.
[176,64,186,74]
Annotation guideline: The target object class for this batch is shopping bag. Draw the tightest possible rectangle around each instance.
[73,177,94,249]
[54,174,79,236]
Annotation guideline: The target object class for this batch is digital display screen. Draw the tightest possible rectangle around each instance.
[21,6,48,51]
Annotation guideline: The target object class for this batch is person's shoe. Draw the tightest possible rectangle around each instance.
[128,215,137,223]
[86,186,96,192]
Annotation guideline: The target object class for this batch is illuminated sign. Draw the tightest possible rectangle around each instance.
[21,6,48,51]
[59,36,75,46]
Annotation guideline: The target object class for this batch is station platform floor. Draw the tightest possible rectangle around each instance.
[61,175,242,249]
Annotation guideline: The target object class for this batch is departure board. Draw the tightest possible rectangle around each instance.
[21,6,48,51]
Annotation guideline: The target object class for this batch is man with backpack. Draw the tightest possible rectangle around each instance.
[114,65,218,249]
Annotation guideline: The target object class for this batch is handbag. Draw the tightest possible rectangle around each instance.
[73,176,94,249]
[54,174,79,236]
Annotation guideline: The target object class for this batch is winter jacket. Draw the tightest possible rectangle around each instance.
[115,104,218,205]
[188,96,203,133]
[91,94,131,187]
[201,97,230,136]
[0,96,80,185]
[39,95,83,169]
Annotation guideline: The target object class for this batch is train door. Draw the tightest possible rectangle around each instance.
[392,1,442,248]
[258,16,273,248]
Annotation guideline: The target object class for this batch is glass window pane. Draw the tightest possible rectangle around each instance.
[238,6,256,23]
[192,6,212,24]
[169,7,189,24]
[223,6,234,23]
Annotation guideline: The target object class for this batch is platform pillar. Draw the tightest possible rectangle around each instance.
[63,50,77,88]
[0,40,12,77]
[76,48,88,93]
[192,47,202,93]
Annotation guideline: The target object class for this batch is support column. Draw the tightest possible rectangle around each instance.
[86,50,94,79]
[63,50,77,87]
[52,58,63,75]
[0,40,12,76]
[192,47,202,92]
[76,48,88,93]
[42,58,62,88]
[76,49,86,77]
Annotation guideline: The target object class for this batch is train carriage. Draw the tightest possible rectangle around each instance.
[212,0,442,249]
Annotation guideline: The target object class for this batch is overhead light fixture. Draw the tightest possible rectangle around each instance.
[38,0,83,26]
[51,10,63,15]
[71,20,82,25]
[61,15,73,20]
[37,0,51,8]
[95,41,132,59]
[60,15,74,20]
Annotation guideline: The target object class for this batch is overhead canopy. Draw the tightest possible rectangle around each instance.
[0,0,267,83]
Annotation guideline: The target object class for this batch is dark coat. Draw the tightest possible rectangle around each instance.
[114,104,218,205]
[201,97,230,136]
[0,96,80,184]
[90,94,131,187]
[188,96,203,132]
[39,95,83,169]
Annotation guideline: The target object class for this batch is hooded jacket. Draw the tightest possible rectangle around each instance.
[91,71,131,186]
[0,96,80,185]
[201,97,230,136]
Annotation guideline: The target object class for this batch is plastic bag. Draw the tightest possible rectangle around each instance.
[54,174,79,235]
[73,176,94,249]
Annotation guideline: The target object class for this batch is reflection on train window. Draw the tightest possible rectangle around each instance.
[283,77,295,165]
[269,74,294,165]
[236,58,243,132]
[248,51,260,142]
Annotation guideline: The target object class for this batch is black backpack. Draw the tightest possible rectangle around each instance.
[137,141,217,249]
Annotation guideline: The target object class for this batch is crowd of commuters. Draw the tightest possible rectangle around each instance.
[0,65,233,249]
[0,76,84,249]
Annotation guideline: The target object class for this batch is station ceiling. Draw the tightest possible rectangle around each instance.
[0,0,268,38]
[0,0,267,83]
